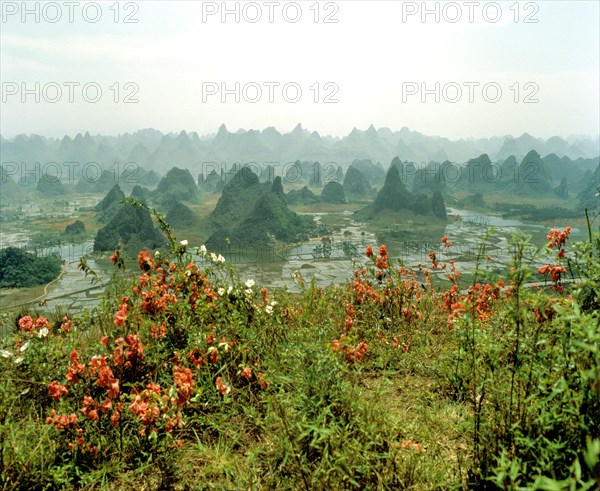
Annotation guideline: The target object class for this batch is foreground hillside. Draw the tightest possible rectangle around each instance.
[0,207,598,490]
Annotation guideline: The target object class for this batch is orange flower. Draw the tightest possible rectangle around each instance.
[241,367,252,379]
[35,316,50,330]
[365,246,373,258]
[69,349,86,374]
[547,226,571,248]
[256,372,269,390]
[48,381,68,400]
[375,256,388,270]
[125,334,144,362]
[18,315,34,332]
[189,347,206,367]
[428,251,438,269]
[46,410,78,431]
[113,308,127,327]
[215,376,230,395]
[173,366,194,408]
[137,250,153,272]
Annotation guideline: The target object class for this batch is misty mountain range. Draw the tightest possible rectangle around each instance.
[1,125,598,175]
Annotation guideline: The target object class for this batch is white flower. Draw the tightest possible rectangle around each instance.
[180,240,188,246]
[219,341,231,352]
[265,304,274,315]
[245,279,255,288]
[217,287,225,296]
[1,350,12,358]
[245,288,253,297]
[20,342,30,352]
[185,270,192,277]
[227,285,233,294]
[38,327,49,338]
[217,254,225,264]
[270,300,277,307]
[14,357,24,365]
[199,245,207,255]
[155,250,160,257]
[209,253,218,262]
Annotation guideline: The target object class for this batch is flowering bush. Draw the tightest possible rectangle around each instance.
[0,220,597,490]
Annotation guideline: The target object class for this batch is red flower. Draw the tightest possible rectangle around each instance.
[428,251,438,269]
[257,372,269,390]
[215,376,230,395]
[365,246,374,258]
[173,366,194,408]
[48,381,68,400]
[46,410,78,431]
[375,256,388,270]
[125,334,144,362]
[113,308,127,327]
[18,316,34,332]
[379,245,387,257]
[80,396,100,421]
[208,347,219,364]
[97,364,120,398]
[241,367,252,380]
[69,349,86,376]
[137,250,153,272]
[188,347,206,367]
[547,226,571,248]
[35,316,50,330]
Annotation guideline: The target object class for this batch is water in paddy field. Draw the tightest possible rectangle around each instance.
[0,209,581,312]
[0,240,109,313]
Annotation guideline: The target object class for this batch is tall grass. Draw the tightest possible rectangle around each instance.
[0,206,598,490]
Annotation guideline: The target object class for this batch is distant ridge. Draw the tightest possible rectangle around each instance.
[1,127,598,176]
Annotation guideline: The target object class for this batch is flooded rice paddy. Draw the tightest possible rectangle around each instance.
[0,208,580,314]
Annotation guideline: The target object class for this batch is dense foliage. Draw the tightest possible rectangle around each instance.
[207,169,313,249]
[153,167,199,205]
[0,247,63,288]
[64,220,86,236]
[93,201,165,253]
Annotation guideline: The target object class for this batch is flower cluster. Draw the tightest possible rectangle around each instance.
[329,246,424,365]
[442,281,505,327]
[332,336,369,363]
[18,315,51,336]
[38,243,276,456]
[547,226,571,250]
[538,226,571,292]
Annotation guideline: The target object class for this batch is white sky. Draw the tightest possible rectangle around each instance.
[1,0,599,140]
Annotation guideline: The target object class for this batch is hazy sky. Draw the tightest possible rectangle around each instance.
[1,0,599,140]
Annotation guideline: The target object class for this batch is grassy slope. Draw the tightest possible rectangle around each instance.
[0,219,597,490]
